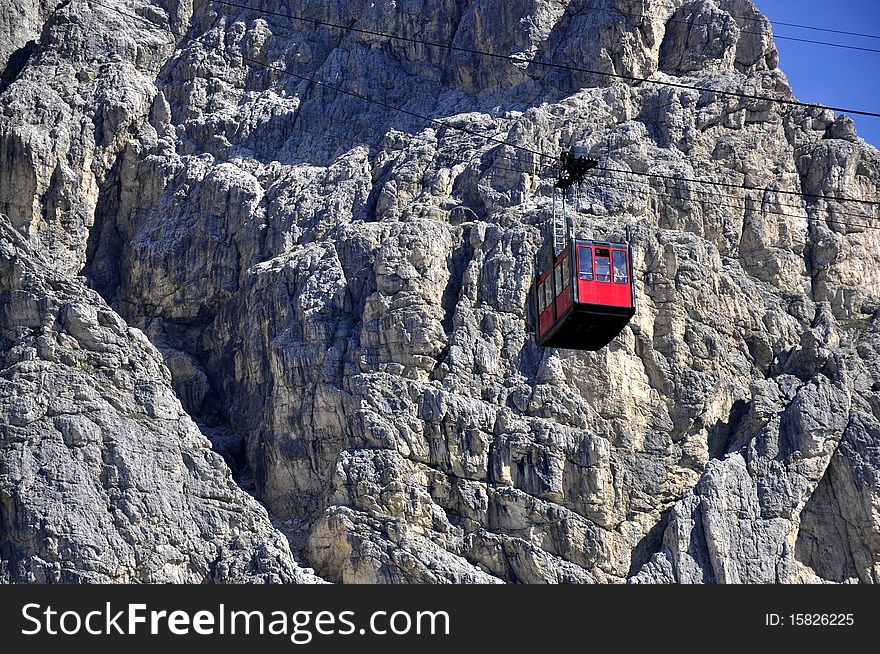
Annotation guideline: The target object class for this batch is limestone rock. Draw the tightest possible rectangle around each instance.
[1,0,879,584]
[0,215,319,583]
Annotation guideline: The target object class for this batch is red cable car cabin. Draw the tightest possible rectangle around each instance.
[535,239,635,350]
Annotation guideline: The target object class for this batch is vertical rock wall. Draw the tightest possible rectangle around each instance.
[1,0,879,583]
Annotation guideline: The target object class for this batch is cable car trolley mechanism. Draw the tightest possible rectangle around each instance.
[534,147,636,351]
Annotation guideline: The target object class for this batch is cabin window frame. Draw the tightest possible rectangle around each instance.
[554,262,564,297]
[560,254,571,290]
[538,280,546,312]
[612,250,629,285]
[595,248,611,283]
[578,246,593,280]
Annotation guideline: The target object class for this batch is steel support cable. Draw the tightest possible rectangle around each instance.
[210,0,880,118]
[90,0,880,212]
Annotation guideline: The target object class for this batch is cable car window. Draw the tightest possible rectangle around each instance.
[545,280,553,309]
[578,247,593,280]
[595,248,611,282]
[538,281,546,311]
[612,250,628,284]
[554,263,563,296]
[561,255,571,289]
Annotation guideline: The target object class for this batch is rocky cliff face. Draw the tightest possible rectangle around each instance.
[1,0,878,583]
[0,214,323,582]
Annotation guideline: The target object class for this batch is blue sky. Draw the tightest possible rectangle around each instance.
[753,0,880,147]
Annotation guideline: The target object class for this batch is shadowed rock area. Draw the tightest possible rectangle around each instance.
[0,215,321,582]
